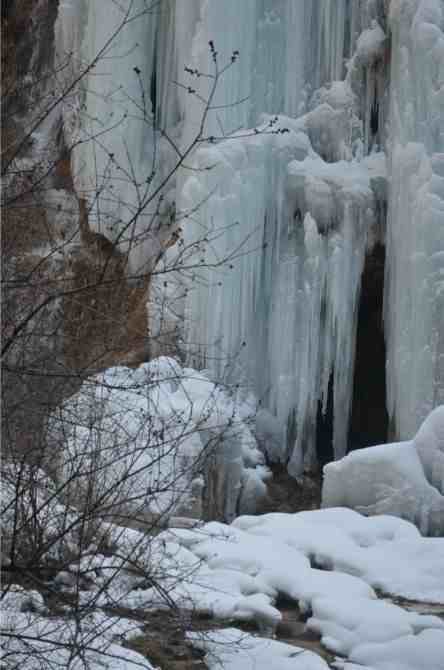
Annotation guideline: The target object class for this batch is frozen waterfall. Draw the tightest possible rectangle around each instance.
[56,0,444,476]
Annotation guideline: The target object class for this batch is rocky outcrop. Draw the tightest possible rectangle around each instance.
[1,1,169,463]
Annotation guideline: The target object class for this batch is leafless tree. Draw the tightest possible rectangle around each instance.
[1,2,282,667]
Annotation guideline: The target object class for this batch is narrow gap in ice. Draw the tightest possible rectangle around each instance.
[349,242,388,451]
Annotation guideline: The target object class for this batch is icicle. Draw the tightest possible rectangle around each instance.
[384,0,444,438]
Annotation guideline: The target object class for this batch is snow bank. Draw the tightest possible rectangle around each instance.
[4,505,444,669]
[177,511,444,669]
[322,406,444,536]
[49,357,268,522]
[85,508,444,669]
[188,628,329,670]
[95,508,444,625]
[1,597,150,670]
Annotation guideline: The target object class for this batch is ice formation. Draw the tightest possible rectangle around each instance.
[54,1,444,474]
[384,0,444,438]
[49,357,268,522]
[322,405,444,535]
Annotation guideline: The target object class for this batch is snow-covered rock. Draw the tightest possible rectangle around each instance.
[322,406,444,535]
[414,405,444,495]
[49,357,269,522]
[188,628,329,670]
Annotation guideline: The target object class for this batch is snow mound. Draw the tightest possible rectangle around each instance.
[414,405,444,494]
[49,357,269,522]
[322,406,444,536]
[1,604,150,670]
[118,508,444,670]
[188,628,329,670]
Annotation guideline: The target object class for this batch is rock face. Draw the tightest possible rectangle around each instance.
[322,406,444,536]
[1,2,176,462]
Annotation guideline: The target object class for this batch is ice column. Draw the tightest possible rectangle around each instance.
[385,0,444,438]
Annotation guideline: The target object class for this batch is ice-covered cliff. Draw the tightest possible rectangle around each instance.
[55,0,444,476]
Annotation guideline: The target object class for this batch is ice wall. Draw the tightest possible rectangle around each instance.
[55,0,444,477]
[178,1,389,474]
[55,0,181,277]
[384,0,444,438]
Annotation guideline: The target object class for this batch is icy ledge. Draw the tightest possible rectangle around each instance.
[322,406,444,536]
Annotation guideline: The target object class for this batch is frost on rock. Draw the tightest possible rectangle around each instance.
[322,405,444,536]
[48,357,268,523]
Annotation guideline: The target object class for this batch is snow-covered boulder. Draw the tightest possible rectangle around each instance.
[413,405,444,495]
[322,406,444,536]
[49,358,269,523]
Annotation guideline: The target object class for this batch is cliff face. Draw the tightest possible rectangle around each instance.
[1,2,164,461]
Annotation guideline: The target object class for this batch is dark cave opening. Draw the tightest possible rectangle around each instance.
[316,372,334,468]
[348,243,388,451]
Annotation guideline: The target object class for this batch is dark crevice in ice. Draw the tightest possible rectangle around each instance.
[348,243,388,451]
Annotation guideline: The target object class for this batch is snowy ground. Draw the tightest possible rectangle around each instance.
[3,506,443,669]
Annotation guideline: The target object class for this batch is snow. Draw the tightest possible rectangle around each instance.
[3,502,444,669]
[1,606,151,669]
[76,509,442,662]
[346,629,444,670]
[173,510,444,669]
[96,507,444,669]
[188,628,329,670]
[49,357,268,522]
[413,404,444,494]
[322,406,444,536]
